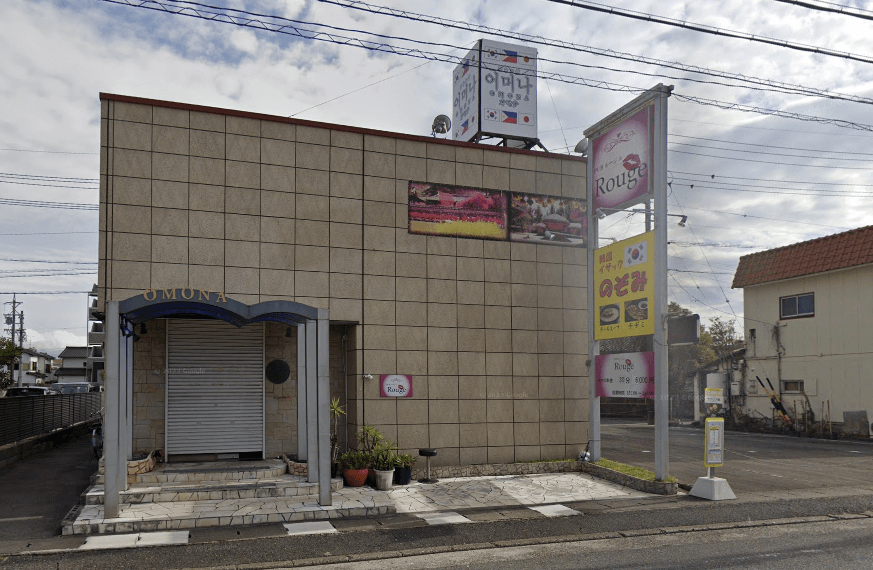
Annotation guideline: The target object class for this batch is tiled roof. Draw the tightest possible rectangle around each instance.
[732,225,873,288]
[58,346,89,359]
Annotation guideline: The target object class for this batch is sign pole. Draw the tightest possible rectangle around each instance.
[653,86,670,482]
[587,177,601,461]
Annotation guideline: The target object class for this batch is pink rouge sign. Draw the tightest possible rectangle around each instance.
[594,351,655,399]
[380,375,413,398]
[590,105,654,212]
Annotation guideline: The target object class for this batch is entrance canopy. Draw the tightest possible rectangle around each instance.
[103,289,331,518]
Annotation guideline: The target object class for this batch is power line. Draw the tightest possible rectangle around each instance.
[0,291,91,295]
[545,0,873,65]
[670,134,873,157]
[773,0,873,21]
[671,148,873,169]
[669,241,759,249]
[0,180,100,190]
[672,117,873,138]
[0,148,98,155]
[0,198,98,211]
[317,0,873,106]
[671,141,873,163]
[0,231,97,236]
[671,175,873,194]
[670,170,873,187]
[0,272,97,279]
[0,258,97,265]
[670,180,873,198]
[677,206,851,229]
[103,0,873,133]
[1,173,99,182]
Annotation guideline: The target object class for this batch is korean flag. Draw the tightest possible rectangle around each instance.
[624,241,647,267]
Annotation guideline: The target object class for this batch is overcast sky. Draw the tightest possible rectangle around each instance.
[2,0,872,355]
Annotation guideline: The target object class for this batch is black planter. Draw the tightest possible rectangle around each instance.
[394,465,412,485]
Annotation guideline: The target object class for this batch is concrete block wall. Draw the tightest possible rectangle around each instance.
[102,95,588,466]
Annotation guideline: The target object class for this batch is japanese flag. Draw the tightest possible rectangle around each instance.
[624,241,647,267]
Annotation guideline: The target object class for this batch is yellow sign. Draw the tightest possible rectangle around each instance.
[704,417,724,467]
[594,231,654,340]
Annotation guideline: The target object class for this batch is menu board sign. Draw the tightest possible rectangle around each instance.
[594,231,655,340]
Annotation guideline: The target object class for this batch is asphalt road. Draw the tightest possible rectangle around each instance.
[0,431,97,540]
[601,421,873,494]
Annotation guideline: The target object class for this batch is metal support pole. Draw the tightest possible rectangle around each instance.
[653,86,671,482]
[316,309,331,506]
[587,199,601,462]
[296,323,307,462]
[104,301,120,518]
[305,319,318,484]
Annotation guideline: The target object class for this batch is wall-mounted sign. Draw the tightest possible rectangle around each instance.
[594,351,654,399]
[588,105,654,212]
[509,193,587,247]
[408,182,587,248]
[593,231,654,340]
[408,182,508,240]
[380,375,413,398]
[453,39,538,142]
[704,417,724,467]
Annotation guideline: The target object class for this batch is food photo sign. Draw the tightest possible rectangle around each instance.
[594,231,655,340]
[408,182,587,247]
[594,351,655,399]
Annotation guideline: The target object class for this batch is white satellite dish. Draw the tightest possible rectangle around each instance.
[574,138,589,155]
[431,114,451,136]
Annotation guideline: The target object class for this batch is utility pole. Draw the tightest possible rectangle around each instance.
[4,295,23,386]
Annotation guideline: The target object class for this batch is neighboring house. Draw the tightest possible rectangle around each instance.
[686,347,746,423]
[55,346,89,383]
[11,348,55,386]
[732,225,873,435]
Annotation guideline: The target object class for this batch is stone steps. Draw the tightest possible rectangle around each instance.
[91,459,289,485]
[65,486,396,535]
[83,475,342,505]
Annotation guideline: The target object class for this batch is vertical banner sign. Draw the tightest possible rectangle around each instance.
[594,231,655,340]
[704,417,725,467]
[589,104,654,212]
[452,46,479,143]
[595,352,655,399]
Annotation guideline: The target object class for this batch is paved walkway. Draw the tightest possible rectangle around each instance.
[68,471,648,534]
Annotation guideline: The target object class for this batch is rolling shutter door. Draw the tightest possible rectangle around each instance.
[166,319,264,456]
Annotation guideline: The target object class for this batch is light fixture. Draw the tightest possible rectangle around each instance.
[431,114,451,137]
[363,374,374,380]
[544,230,556,241]
[573,138,589,156]
[677,215,687,228]
[595,208,607,220]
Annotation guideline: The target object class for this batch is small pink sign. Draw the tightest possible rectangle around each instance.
[590,106,653,212]
[595,352,655,399]
[380,375,413,398]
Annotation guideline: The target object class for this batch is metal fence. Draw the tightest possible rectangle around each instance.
[0,394,101,447]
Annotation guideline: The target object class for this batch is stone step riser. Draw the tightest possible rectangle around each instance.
[85,481,342,505]
[92,468,288,486]
[65,505,393,535]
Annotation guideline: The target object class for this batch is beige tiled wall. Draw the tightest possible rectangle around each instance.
[103,98,589,465]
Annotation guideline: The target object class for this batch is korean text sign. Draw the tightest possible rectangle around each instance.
[594,352,654,399]
[594,231,654,340]
[590,105,654,212]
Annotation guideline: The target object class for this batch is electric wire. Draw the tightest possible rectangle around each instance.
[317,0,873,106]
[101,0,873,132]
[0,148,98,155]
[670,148,873,169]
[0,258,97,265]
[773,0,873,21]
[670,170,873,187]
[671,141,873,163]
[671,176,872,195]
[544,0,873,65]
[670,134,873,157]
[676,206,851,229]
[0,198,98,211]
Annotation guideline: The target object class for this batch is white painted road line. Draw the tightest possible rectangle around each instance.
[283,521,338,536]
[78,531,189,550]
[530,504,582,517]
[414,511,472,525]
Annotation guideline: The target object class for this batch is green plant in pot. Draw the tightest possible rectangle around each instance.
[357,425,385,487]
[329,397,346,478]
[370,440,398,491]
[339,449,369,487]
[393,453,416,485]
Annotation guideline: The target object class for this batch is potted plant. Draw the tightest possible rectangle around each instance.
[393,453,416,485]
[330,397,345,478]
[339,449,369,487]
[370,441,397,491]
[357,425,385,486]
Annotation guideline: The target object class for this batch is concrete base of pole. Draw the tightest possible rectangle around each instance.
[689,476,737,501]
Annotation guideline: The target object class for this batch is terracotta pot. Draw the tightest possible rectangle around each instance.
[344,468,368,487]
